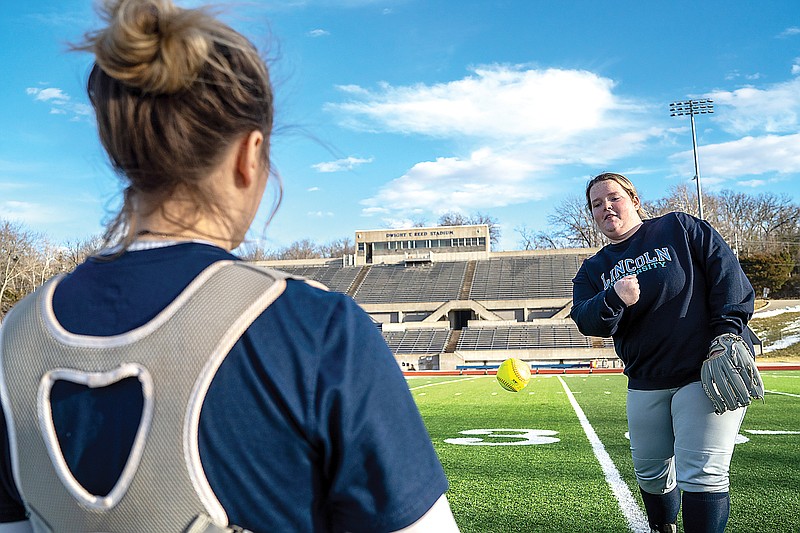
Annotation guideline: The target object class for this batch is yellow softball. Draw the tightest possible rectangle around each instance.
[496,357,531,392]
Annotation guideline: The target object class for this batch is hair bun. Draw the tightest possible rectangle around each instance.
[92,0,210,94]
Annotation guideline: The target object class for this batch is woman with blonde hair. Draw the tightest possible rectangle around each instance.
[571,172,759,533]
[0,1,458,531]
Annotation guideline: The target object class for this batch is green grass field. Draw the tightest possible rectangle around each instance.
[409,370,800,532]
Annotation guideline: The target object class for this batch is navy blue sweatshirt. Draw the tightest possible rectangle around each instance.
[570,212,755,390]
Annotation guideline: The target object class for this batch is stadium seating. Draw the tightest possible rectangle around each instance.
[353,262,468,304]
[469,255,585,300]
[276,264,362,294]
[456,323,600,350]
[260,249,618,369]
[382,328,451,354]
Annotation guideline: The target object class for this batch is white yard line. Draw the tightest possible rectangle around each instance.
[744,429,800,435]
[408,375,486,390]
[558,376,650,533]
[765,389,800,398]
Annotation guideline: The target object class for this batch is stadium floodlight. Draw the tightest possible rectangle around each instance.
[670,99,714,219]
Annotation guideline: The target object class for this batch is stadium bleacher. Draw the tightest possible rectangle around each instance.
[354,262,468,304]
[469,255,584,300]
[259,247,618,370]
[456,323,594,350]
[382,329,451,354]
[275,264,362,295]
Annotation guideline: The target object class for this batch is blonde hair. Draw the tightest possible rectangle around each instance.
[585,172,647,219]
[73,0,278,248]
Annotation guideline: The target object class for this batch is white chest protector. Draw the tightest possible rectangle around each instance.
[0,261,312,532]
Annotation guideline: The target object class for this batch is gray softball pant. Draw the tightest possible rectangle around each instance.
[627,381,746,494]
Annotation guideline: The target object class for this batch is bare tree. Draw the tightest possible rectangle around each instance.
[35,242,65,287]
[643,183,695,218]
[1,220,40,319]
[544,195,606,248]
[60,235,104,270]
[514,224,564,250]
[240,236,355,261]
[411,218,429,228]
[274,239,322,260]
[679,190,800,256]
[318,237,355,258]
[515,224,538,250]
[237,240,278,261]
[750,193,800,251]
[437,211,470,227]
[643,186,799,248]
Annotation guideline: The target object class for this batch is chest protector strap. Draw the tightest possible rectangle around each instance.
[0,261,303,532]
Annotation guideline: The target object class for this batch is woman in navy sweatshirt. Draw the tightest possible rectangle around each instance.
[571,172,755,533]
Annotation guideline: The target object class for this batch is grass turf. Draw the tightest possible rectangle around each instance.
[409,371,800,532]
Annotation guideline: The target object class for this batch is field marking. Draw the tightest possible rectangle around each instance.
[744,429,800,435]
[408,375,485,391]
[558,377,650,533]
[765,389,800,398]
[444,429,560,446]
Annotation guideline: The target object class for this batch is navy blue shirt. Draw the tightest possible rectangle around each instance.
[571,212,755,390]
[0,242,448,532]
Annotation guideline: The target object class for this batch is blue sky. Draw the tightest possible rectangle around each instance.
[1,0,799,252]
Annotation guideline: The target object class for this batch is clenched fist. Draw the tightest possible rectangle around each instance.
[614,275,640,307]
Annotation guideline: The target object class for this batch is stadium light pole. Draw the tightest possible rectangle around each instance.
[669,99,714,219]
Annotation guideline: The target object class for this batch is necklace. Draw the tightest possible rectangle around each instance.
[136,229,196,240]
[134,229,226,250]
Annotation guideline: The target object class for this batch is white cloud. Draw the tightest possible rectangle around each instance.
[331,65,659,218]
[308,211,334,217]
[793,58,800,75]
[1,200,66,225]
[307,186,320,192]
[307,29,330,37]
[362,206,389,216]
[312,156,373,173]
[328,65,634,141]
[28,12,86,27]
[360,147,551,215]
[670,133,800,182]
[777,27,800,38]
[26,87,92,121]
[738,179,768,188]
[708,77,800,134]
[380,217,415,228]
[724,70,762,82]
[255,0,396,9]
[27,87,70,102]
[336,84,371,96]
